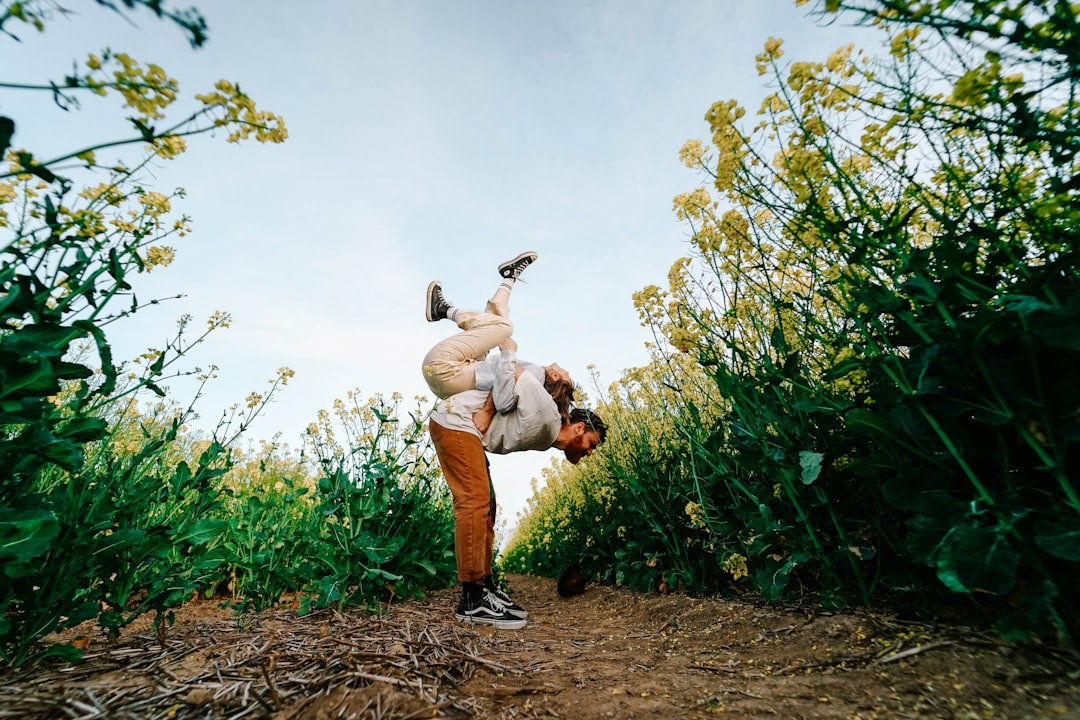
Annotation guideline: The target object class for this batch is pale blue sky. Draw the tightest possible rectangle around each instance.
[4,1,876,527]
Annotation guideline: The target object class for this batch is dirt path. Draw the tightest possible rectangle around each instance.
[2,574,1077,719]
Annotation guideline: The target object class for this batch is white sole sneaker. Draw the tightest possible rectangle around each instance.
[455,610,527,630]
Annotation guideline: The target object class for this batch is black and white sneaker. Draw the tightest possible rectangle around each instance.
[425,280,451,322]
[455,592,528,630]
[486,585,528,619]
[497,251,538,281]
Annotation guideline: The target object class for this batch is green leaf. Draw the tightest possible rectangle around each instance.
[0,358,58,398]
[792,400,840,414]
[56,417,107,443]
[993,578,1059,643]
[904,493,967,563]
[371,568,403,582]
[93,528,146,555]
[847,453,904,474]
[900,275,940,302]
[33,642,83,664]
[755,559,795,601]
[1028,305,1080,351]
[173,518,227,546]
[845,409,891,437]
[107,248,130,289]
[0,323,84,357]
[0,507,59,563]
[371,406,395,423]
[1002,295,1052,315]
[936,525,1019,595]
[40,440,84,470]
[172,461,192,486]
[1034,519,1080,561]
[53,361,93,381]
[798,451,824,485]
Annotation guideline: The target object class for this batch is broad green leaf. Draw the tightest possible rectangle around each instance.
[755,560,794,602]
[0,507,58,563]
[93,528,145,555]
[370,568,403,582]
[56,417,107,442]
[33,642,83,664]
[172,461,192,486]
[0,323,83,357]
[1002,295,1052,315]
[993,578,1059,643]
[413,559,436,575]
[173,518,227,546]
[53,361,93,381]
[936,525,1019,595]
[798,451,824,485]
[900,275,940,302]
[1034,520,1080,561]
[845,409,891,437]
[40,440,84,470]
[0,358,58,398]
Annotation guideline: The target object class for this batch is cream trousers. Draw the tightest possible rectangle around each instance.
[421,295,510,399]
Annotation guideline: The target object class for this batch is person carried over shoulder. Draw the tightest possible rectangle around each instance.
[422,251,608,632]
[421,250,575,428]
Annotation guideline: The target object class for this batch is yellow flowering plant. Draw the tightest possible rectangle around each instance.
[517,0,1080,643]
[656,0,1078,636]
[299,391,455,612]
[503,356,749,594]
[0,1,291,665]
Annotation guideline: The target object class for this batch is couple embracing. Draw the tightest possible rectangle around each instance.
[421,251,607,630]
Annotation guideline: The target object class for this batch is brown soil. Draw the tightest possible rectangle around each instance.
[2,574,1078,719]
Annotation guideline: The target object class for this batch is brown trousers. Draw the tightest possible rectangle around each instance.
[429,420,496,583]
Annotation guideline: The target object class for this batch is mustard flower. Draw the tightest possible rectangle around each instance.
[724,553,749,581]
[143,245,176,269]
[889,27,922,60]
[826,44,855,74]
[151,134,187,160]
[684,500,706,529]
[207,310,232,329]
[679,139,706,168]
[138,191,171,216]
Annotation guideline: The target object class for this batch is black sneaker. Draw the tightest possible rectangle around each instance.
[425,280,451,322]
[486,585,528,619]
[497,251,538,281]
[455,592,528,630]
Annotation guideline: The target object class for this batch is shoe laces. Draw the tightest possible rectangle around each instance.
[503,258,533,280]
[490,586,513,604]
[483,589,510,612]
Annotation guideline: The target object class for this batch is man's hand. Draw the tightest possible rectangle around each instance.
[499,336,518,352]
[472,392,496,434]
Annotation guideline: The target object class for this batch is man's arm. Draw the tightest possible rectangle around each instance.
[472,392,496,435]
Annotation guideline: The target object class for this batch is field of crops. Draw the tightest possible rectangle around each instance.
[3,0,1080,682]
